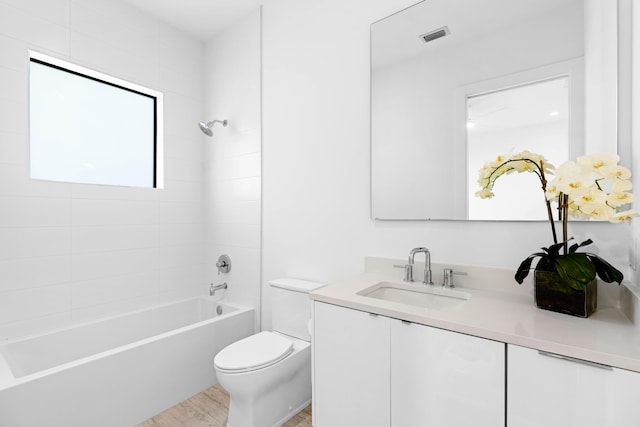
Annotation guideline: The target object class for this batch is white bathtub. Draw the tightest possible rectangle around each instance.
[0,297,254,427]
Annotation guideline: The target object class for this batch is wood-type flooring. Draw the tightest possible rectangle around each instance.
[136,384,312,427]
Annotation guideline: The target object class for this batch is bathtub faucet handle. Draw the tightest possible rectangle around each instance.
[216,254,231,275]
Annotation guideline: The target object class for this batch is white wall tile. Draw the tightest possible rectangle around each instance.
[69,1,158,63]
[70,0,161,39]
[0,132,29,165]
[210,223,260,249]
[0,227,70,260]
[0,34,28,71]
[159,200,203,225]
[0,65,26,101]
[0,197,70,227]
[0,256,71,292]
[0,164,71,197]
[0,3,70,54]
[159,244,205,271]
[163,128,206,161]
[71,248,160,282]
[158,265,204,295]
[158,66,203,99]
[230,176,261,201]
[72,199,159,226]
[0,0,70,27]
[163,154,204,183]
[71,183,159,201]
[159,223,204,248]
[208,200,260,226]
[162,93,205,137]
[160,179,203,202]
[72,225,159,253]
[71,271,158,309]
[0,94,28,133]
[0,283,70,324]
[69,31,158,87]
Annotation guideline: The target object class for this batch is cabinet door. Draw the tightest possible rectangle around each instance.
[391,319,505,427]
[508,344,640,427]
[313,302,390,427]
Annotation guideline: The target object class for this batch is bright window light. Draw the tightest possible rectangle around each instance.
[29,51,163,188]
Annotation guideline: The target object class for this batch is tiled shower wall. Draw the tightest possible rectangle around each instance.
[204,10,262,332]
[0,0,206,339]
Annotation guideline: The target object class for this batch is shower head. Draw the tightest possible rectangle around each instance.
[198,119,228,136]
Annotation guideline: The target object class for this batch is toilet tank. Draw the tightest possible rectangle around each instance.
[269,278,326,341]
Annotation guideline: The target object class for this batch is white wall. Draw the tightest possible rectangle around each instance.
[261,0,631,329]
[0,0,206,339]
[204,9,262,331]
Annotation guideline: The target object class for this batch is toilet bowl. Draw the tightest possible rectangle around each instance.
[215,332,311,427]
[213,278,325,427]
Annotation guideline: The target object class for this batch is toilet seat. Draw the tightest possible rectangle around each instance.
[214,331,294,374]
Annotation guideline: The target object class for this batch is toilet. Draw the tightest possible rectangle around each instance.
[214,277,325,427]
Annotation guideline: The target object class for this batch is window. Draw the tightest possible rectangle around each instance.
[29,51,163,188]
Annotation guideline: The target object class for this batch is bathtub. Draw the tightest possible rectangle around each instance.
[0,297,254,427]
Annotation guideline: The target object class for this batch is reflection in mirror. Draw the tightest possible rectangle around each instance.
[371,0,619,221]
[467,77,570,220]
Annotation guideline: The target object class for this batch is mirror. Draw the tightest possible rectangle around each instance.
[371,0,619,220]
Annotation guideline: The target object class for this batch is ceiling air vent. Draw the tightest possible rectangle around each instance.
[419,26,450,43]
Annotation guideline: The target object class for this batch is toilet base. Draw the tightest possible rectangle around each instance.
[226,398,310,427]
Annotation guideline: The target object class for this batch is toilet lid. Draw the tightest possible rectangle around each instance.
[214,331,294,373]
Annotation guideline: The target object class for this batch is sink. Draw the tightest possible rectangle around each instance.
[356,281,470,310]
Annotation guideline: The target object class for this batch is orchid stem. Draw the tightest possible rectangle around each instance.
[539,164,558,245]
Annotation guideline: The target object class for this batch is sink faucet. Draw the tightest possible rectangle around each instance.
[405,247,433,285]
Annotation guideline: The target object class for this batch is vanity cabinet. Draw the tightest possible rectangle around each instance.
[507,344,639,427]
[313,302,505,427]
[313,301,390,427]
[391,319,504,427]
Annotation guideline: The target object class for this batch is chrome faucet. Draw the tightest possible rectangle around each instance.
[210,282,228,296]
[404,247,433,285]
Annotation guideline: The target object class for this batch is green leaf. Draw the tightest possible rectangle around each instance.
[545,242,565,258]
[554,254,597,291]
[569,239,593,254]
[515,253,546,284]
[586,254,623,284]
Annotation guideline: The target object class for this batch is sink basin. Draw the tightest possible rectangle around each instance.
[356,281,470,310]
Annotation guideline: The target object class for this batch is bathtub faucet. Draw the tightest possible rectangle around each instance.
[210,282,228,296]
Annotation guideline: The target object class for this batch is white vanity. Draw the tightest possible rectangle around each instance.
[310,257,640,427]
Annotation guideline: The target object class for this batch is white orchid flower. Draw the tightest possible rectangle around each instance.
[607,191,635,207]
[576,153,620,174]
[570,187,608,207]
[579,202,615,220]
[610,209,636,223]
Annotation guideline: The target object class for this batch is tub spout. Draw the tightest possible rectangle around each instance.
[210,282,228,296]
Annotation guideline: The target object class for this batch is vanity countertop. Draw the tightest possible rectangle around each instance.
[310,266,640,373]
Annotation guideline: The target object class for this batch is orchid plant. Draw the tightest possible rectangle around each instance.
[476,151,634,290]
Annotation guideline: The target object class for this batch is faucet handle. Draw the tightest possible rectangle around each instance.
[216,254,231,275]
[442,268,468,288]
[393,264,414,282]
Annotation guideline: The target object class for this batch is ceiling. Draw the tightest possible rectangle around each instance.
[120,0,264,41]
